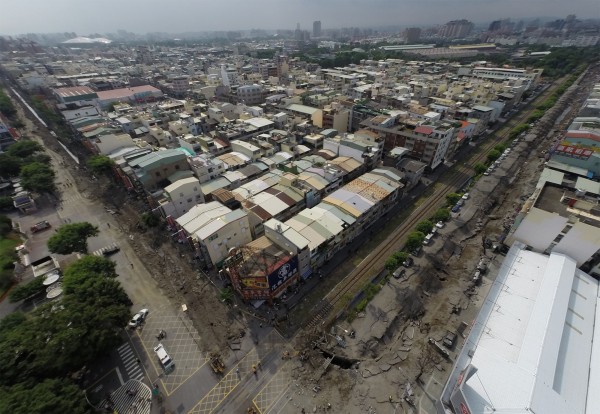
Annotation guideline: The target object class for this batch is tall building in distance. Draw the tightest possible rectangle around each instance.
[404,27,421,43]
[438,19,474,39]
[313,21,322,38]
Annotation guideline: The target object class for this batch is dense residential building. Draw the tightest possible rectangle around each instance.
[157,177,203,219]
[173,201,252,267]
[362,115,457,169]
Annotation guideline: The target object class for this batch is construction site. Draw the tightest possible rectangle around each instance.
[4,58,599,413]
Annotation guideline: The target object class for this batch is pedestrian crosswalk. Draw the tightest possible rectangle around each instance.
[59,193,85,204]
[98,379,152,414]
[92,243,120,257]
[117,342,145,382]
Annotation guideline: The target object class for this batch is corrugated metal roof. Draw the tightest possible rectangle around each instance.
[324,188,373,218]
[199,177,231,194]
[264,187,297,206]
[252,192,289,216]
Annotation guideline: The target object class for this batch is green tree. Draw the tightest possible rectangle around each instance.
[219,287,234,303]
[87,155,115,175]
[47,222,99,254]
[405,231,425,251]
[20,162,56,194]
[393,251,409,264]
[6,140,42,158]
[0,196,13,210]
[493,144,507,153]
[140,212,160,228]
[0,154,22,177]
[432,208,451,222]
[0,90,16,117]
[385,256,400,272]
[0,378,92,414]
[474,163,487,175]
[445,193,461,206]
[0,256,131,386]
[487,149,501,162]
[415,220,433,235]
[0,215,12,237]
[63,255,118,283]
[8,276,46,302]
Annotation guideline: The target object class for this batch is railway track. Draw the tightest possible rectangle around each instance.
[304,80,563,332]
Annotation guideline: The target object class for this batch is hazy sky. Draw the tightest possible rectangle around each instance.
[1,0,599,35]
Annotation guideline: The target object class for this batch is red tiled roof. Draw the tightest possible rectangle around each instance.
[414,126,433,135]
[96,85,161,101]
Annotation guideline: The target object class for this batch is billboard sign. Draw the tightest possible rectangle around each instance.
[267,256,298,292]
[554,145,593,159]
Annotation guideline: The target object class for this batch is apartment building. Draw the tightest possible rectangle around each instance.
[173,201,252,267]
[363,115,457,169]
[158,176,202,218]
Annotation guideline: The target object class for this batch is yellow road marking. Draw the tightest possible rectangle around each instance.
[252,361,291,414]
[188,348,261,414]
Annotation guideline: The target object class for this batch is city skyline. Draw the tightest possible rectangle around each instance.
[1,0,598,36]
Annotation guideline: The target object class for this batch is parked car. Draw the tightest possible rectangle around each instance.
[154,343,174,372]
[462,192,469,200]
[128,309,149,328]
[392,267,406,279]
[30,221,51,233]
[451,205,461,213]
[443,331,458,348]
[435,221,445,229]
[403,257,414,267]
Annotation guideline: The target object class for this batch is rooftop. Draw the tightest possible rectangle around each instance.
[447,244,600,414]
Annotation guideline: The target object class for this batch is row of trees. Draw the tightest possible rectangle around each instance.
[0,140,56,195]
[0,255,131,413]
[0,88,17,117]
[0,216,18,294]
[384,208,451,272]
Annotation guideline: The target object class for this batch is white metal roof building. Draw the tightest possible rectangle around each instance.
[439,242,600,414]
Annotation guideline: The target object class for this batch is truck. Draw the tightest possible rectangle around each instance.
[209,352,225,374]
[154,344,174,372]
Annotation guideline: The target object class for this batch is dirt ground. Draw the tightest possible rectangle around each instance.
[284,71,599,413]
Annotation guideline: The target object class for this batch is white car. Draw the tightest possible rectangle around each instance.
[462,192,469,200]
[435,221,445,229]
[128,309,149,328]
[154,343,174,371]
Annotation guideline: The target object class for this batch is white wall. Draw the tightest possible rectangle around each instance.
[553,222,600,266]
[512,207,569,252]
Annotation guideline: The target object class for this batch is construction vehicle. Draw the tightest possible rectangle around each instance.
[428,338,450,359]
[209,352,225,374]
